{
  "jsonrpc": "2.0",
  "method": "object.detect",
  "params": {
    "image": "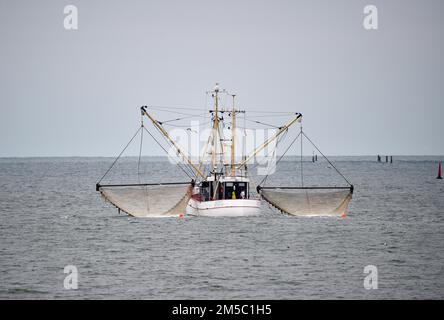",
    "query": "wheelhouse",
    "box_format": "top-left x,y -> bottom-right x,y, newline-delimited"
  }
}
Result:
198,176 -> 250,201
